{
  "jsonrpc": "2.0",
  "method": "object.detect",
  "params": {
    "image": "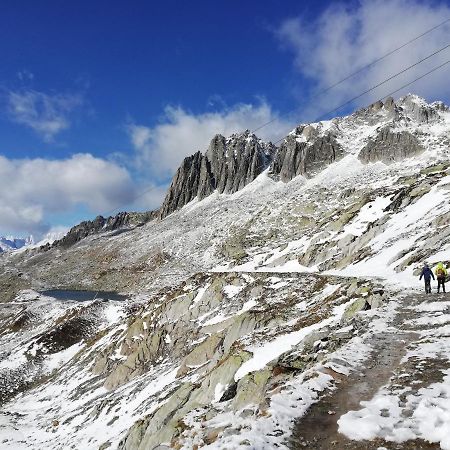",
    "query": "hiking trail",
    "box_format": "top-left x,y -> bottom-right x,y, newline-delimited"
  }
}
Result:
290,292 -> 450,449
